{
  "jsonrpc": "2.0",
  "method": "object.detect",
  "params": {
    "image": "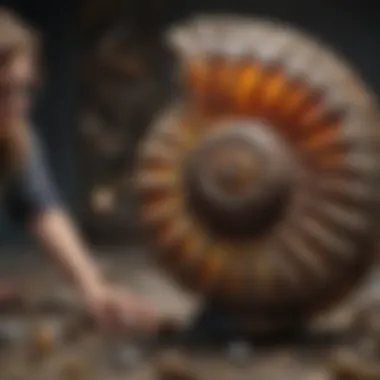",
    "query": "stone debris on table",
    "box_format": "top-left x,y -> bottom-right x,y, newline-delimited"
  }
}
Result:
60,356 -> 89,380
27,320 -> 62,360
226,341 -> 253,366
349,302 -> 380,338
329,303 -> 380,380
344,301 -> 380,360
62,313 -> 96,343
108,343 -> 145,371
0,318 -> 29,346
328,348 -> 380,380
154,349 -> 199,380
